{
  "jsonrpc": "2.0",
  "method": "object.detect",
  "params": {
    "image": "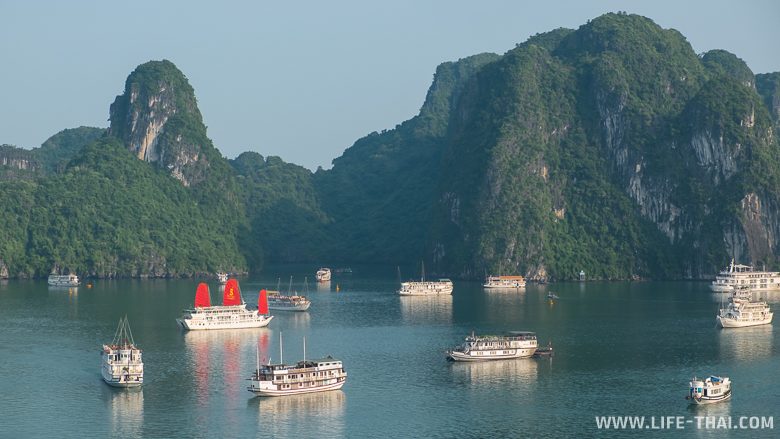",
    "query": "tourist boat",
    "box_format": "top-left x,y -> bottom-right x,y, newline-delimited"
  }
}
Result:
48,274 -> 80,286
716,291 -> 773,328
101,316 -> 143,388
316,268 -> 331,282
483,275 -> 526,289
686,376 -> 731,404
216,272 -> 228,284
710,259 -> 780,292
398,261 -> 453,296
534,341 -> 554,357
176,280 -> 273,330
266,289 -> 311,312
247,334 -> 347,397
446,331 -> 538,361
547,292 -> 559,300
